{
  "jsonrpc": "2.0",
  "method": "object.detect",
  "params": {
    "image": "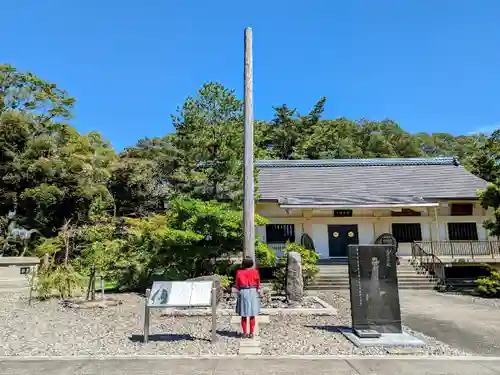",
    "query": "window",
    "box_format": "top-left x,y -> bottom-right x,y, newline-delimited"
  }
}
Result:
391,209 -> 421,217
391,223 -> 422,243
334,210 -> 352,217
451,203 -> 473,216
448,222 -> 478,240
266,224 -> 295,243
